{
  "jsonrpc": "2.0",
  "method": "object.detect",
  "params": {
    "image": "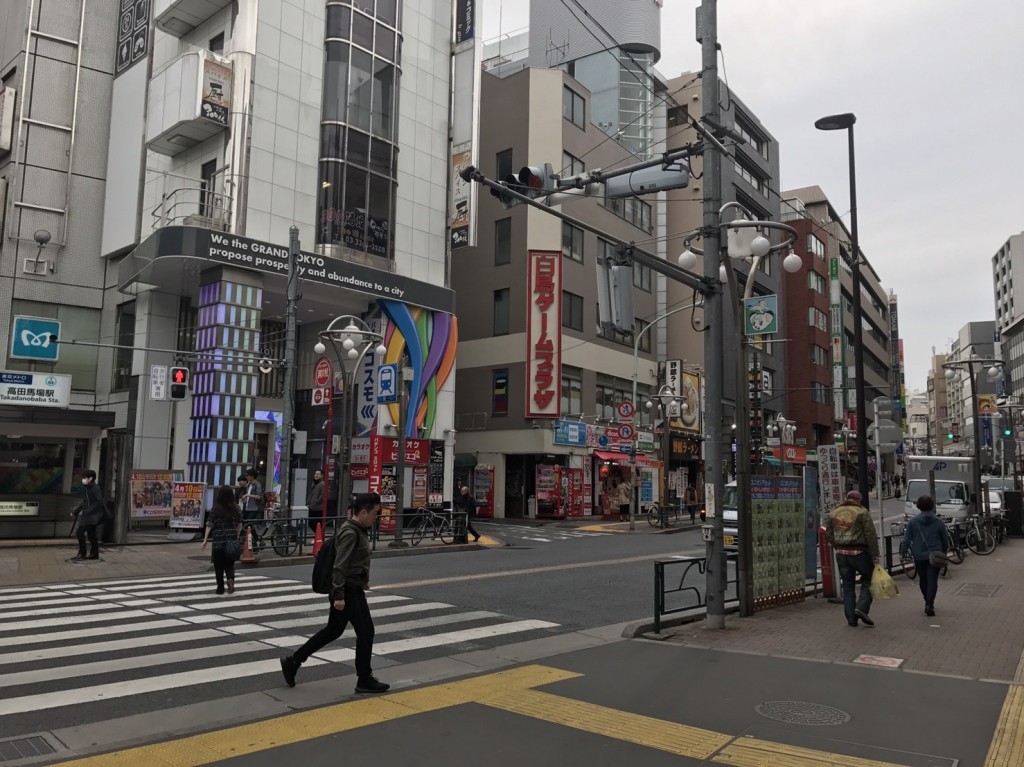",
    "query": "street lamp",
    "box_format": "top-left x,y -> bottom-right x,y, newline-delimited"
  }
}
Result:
834,424 -> 852,491
314,316 -> 388,526
768,413 -> 796,474
815,111 -> 869,507
692,202 -> 800,618
647,384 -> 687,514
943,357 -> 1003,529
